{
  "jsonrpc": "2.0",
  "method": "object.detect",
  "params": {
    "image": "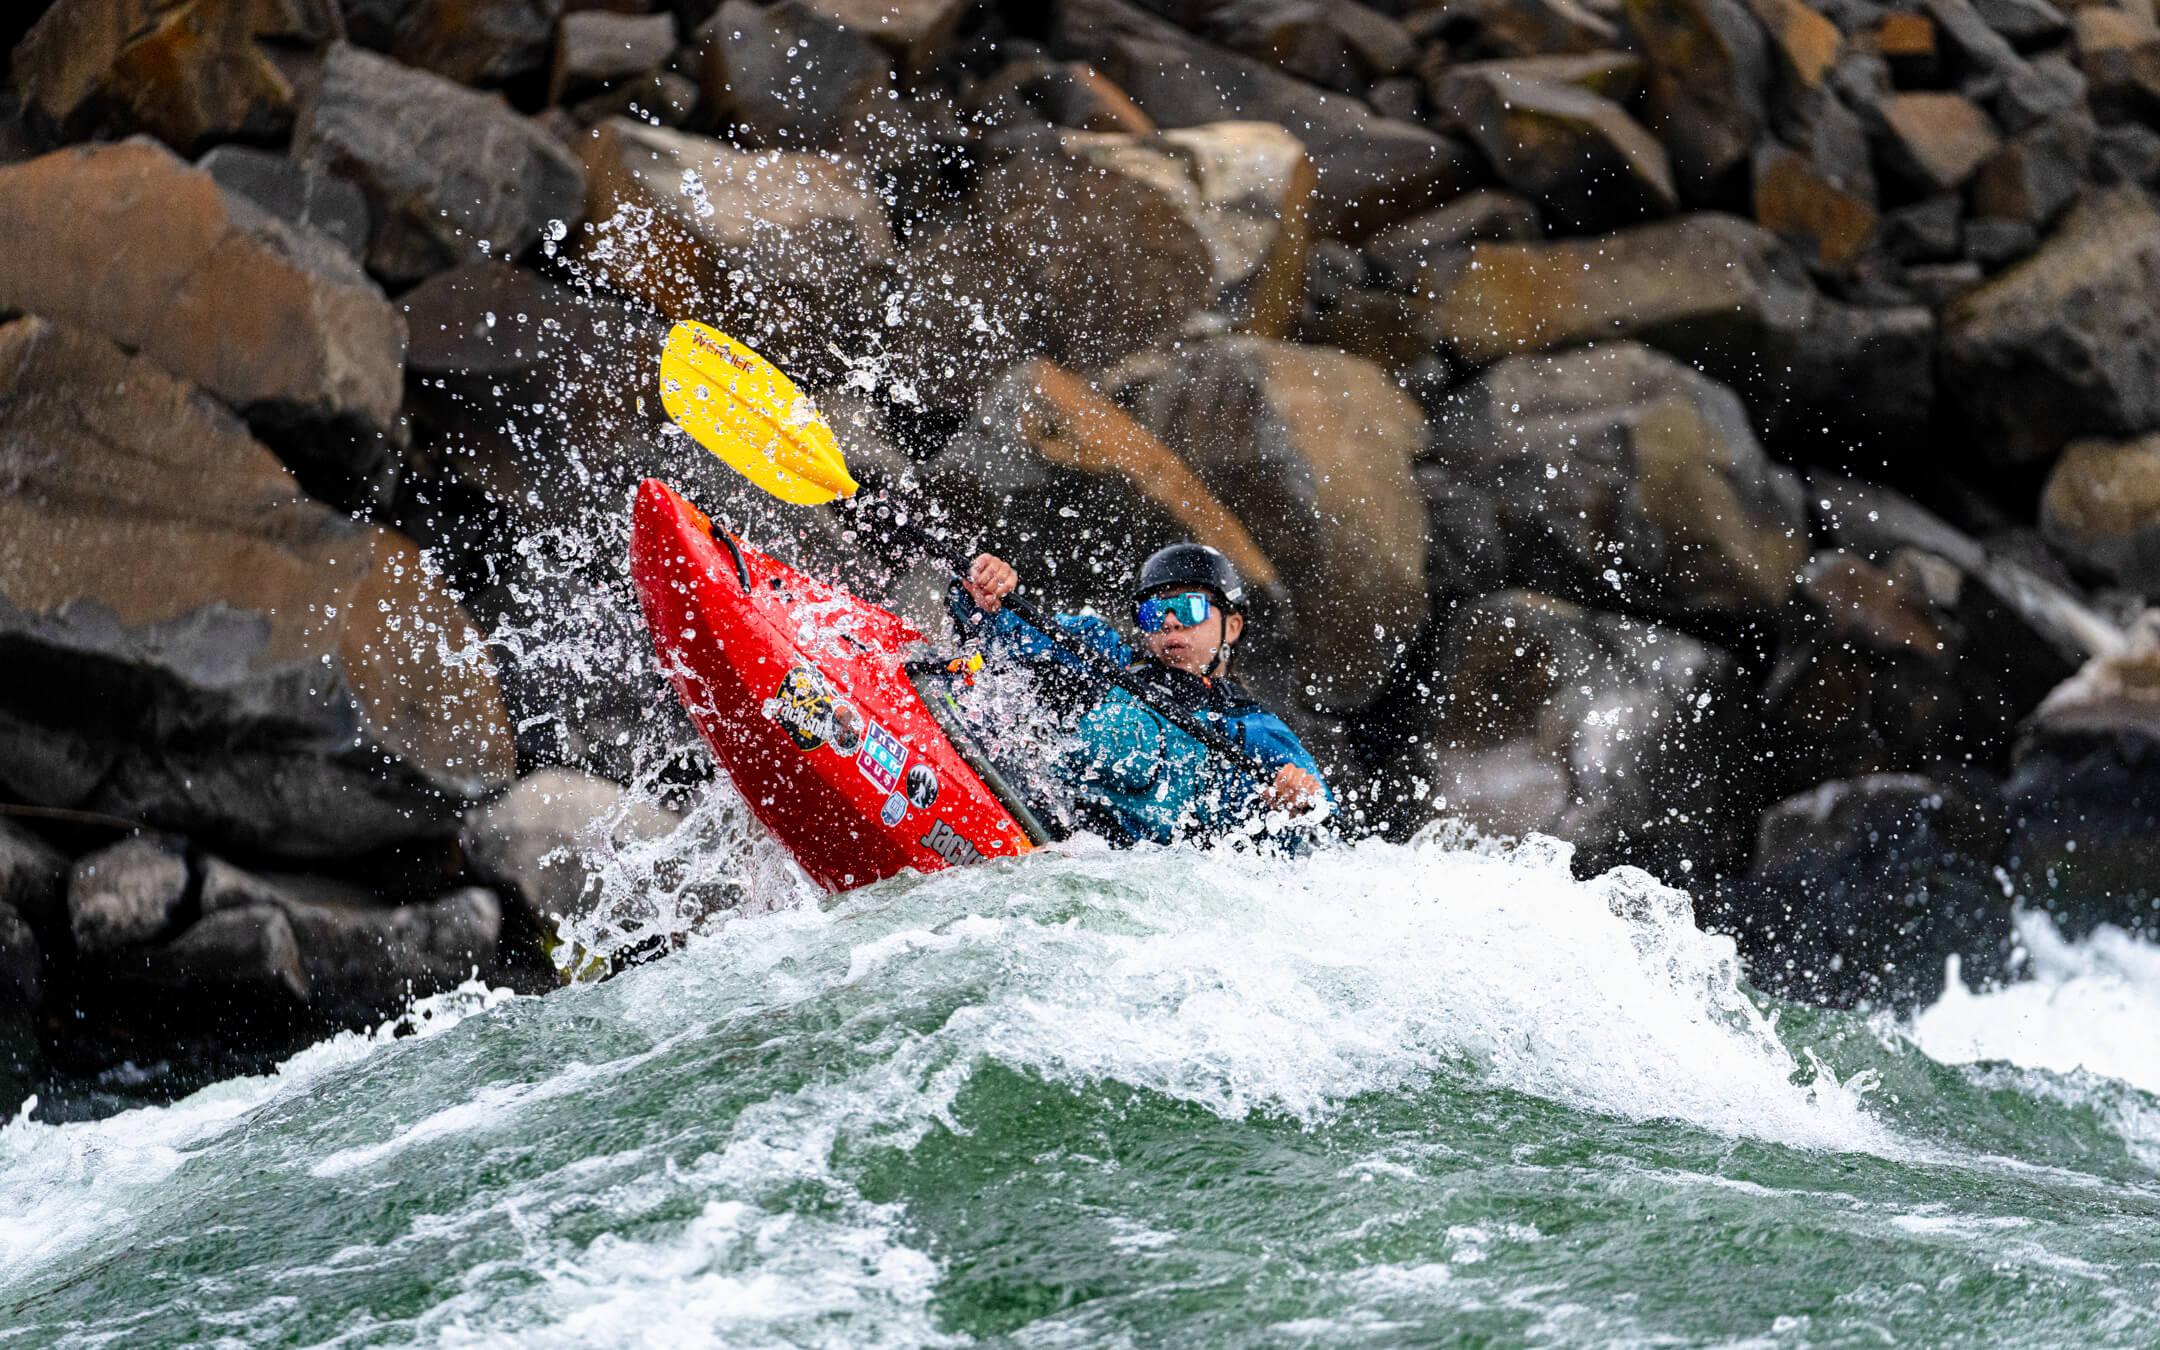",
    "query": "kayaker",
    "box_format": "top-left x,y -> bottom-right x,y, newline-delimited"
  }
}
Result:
950,541 -> 1329,846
